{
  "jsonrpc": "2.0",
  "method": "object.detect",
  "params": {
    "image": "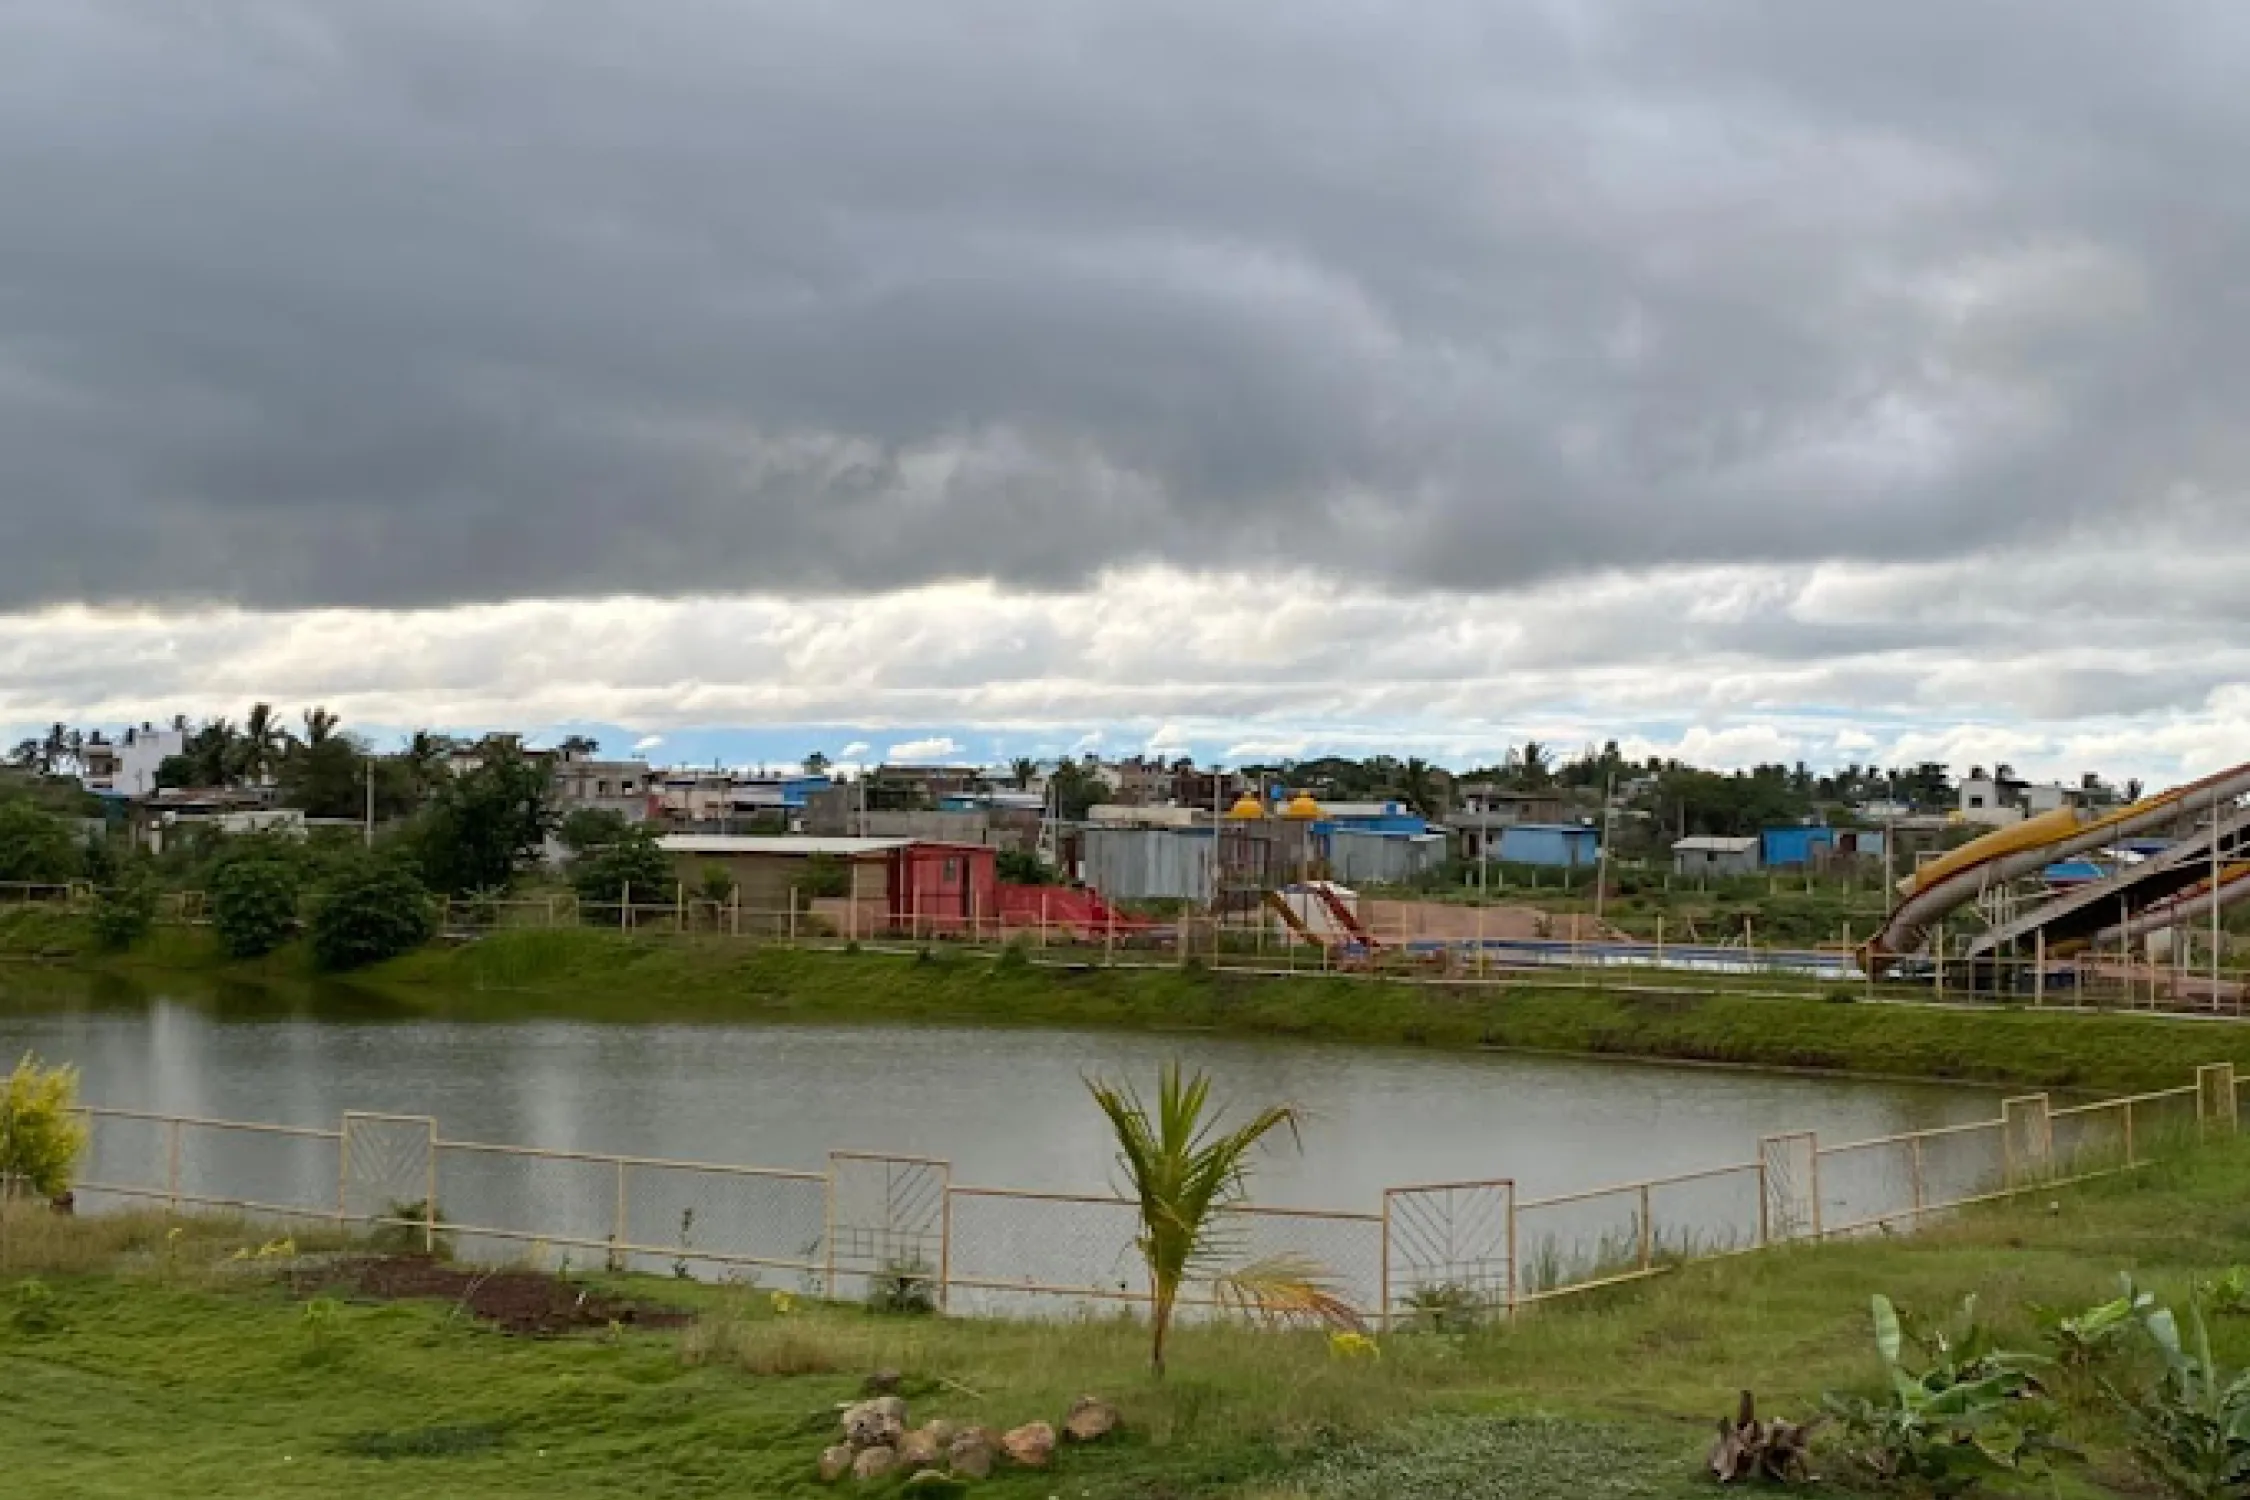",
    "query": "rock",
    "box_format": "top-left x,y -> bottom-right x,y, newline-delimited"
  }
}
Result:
1064,1395 -> 1121,1443
923,1418 -> 957,1449
850,1445 -> 899,1482
818,1445 -> 855,1483
863,1368 -> 903,1396
896,1424 -> 945,1467
902,1471 -> 967,1498
1001,1420 -> 1056,1468
840,1397 -> 908,1449
948,1428 -> 996,1480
